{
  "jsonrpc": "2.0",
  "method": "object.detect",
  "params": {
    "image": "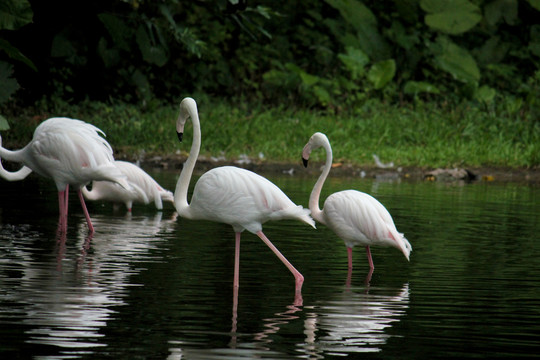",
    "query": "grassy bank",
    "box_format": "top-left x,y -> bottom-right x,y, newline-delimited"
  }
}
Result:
4,97 -> 539,169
